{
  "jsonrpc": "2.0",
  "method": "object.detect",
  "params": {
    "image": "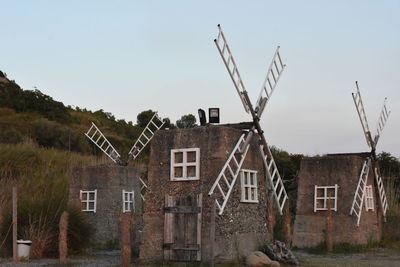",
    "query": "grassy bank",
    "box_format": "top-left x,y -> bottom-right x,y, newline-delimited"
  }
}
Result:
0,141 -> 108,257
